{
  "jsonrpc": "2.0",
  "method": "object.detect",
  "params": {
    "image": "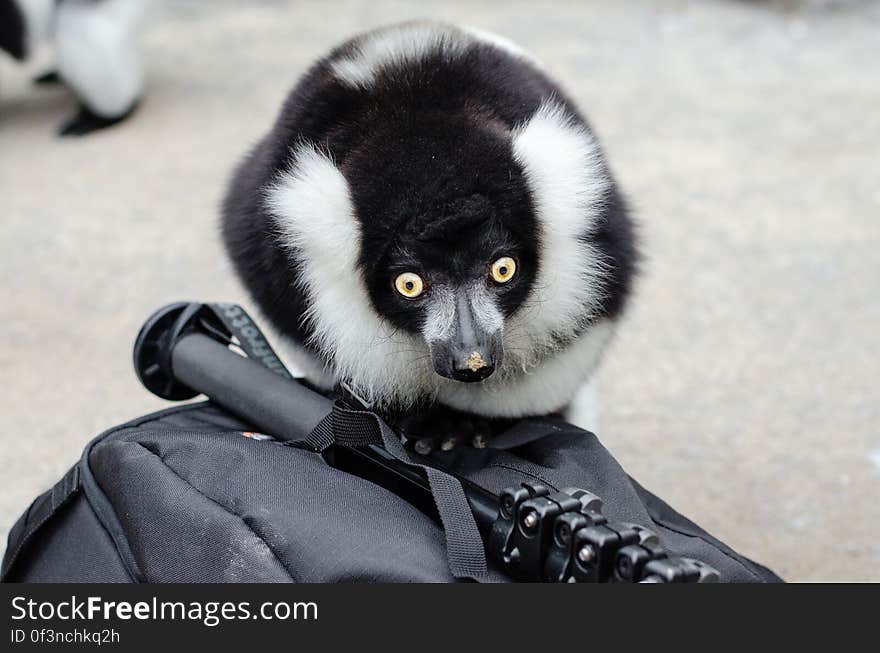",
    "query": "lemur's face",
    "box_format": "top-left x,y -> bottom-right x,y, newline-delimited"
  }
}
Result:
364,201 -> 539,384
348,118 -> 541,384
